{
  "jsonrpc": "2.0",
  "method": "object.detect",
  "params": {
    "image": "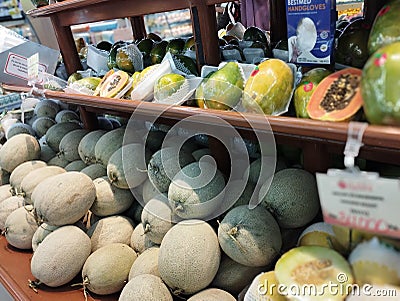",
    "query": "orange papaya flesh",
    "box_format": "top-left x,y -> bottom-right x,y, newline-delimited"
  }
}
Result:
306,68 -> 363,122
99,70 -> 129,98
93,69 -> 115,97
